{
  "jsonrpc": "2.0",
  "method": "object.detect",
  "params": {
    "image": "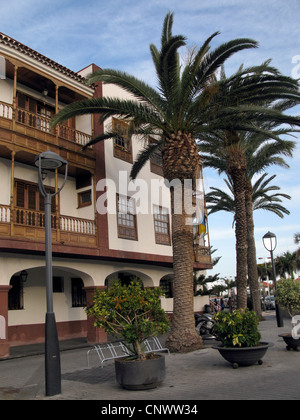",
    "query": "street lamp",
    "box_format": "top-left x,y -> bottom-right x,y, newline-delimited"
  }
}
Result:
34,151 -> 68,396
262,231 -> 284,328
